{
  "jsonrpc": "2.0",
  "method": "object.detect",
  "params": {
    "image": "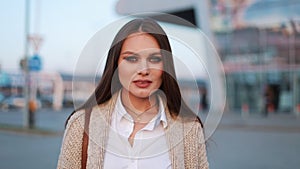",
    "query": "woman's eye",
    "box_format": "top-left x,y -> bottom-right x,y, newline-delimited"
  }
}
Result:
124,56 -> 138,62
149,56 -> 162,63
